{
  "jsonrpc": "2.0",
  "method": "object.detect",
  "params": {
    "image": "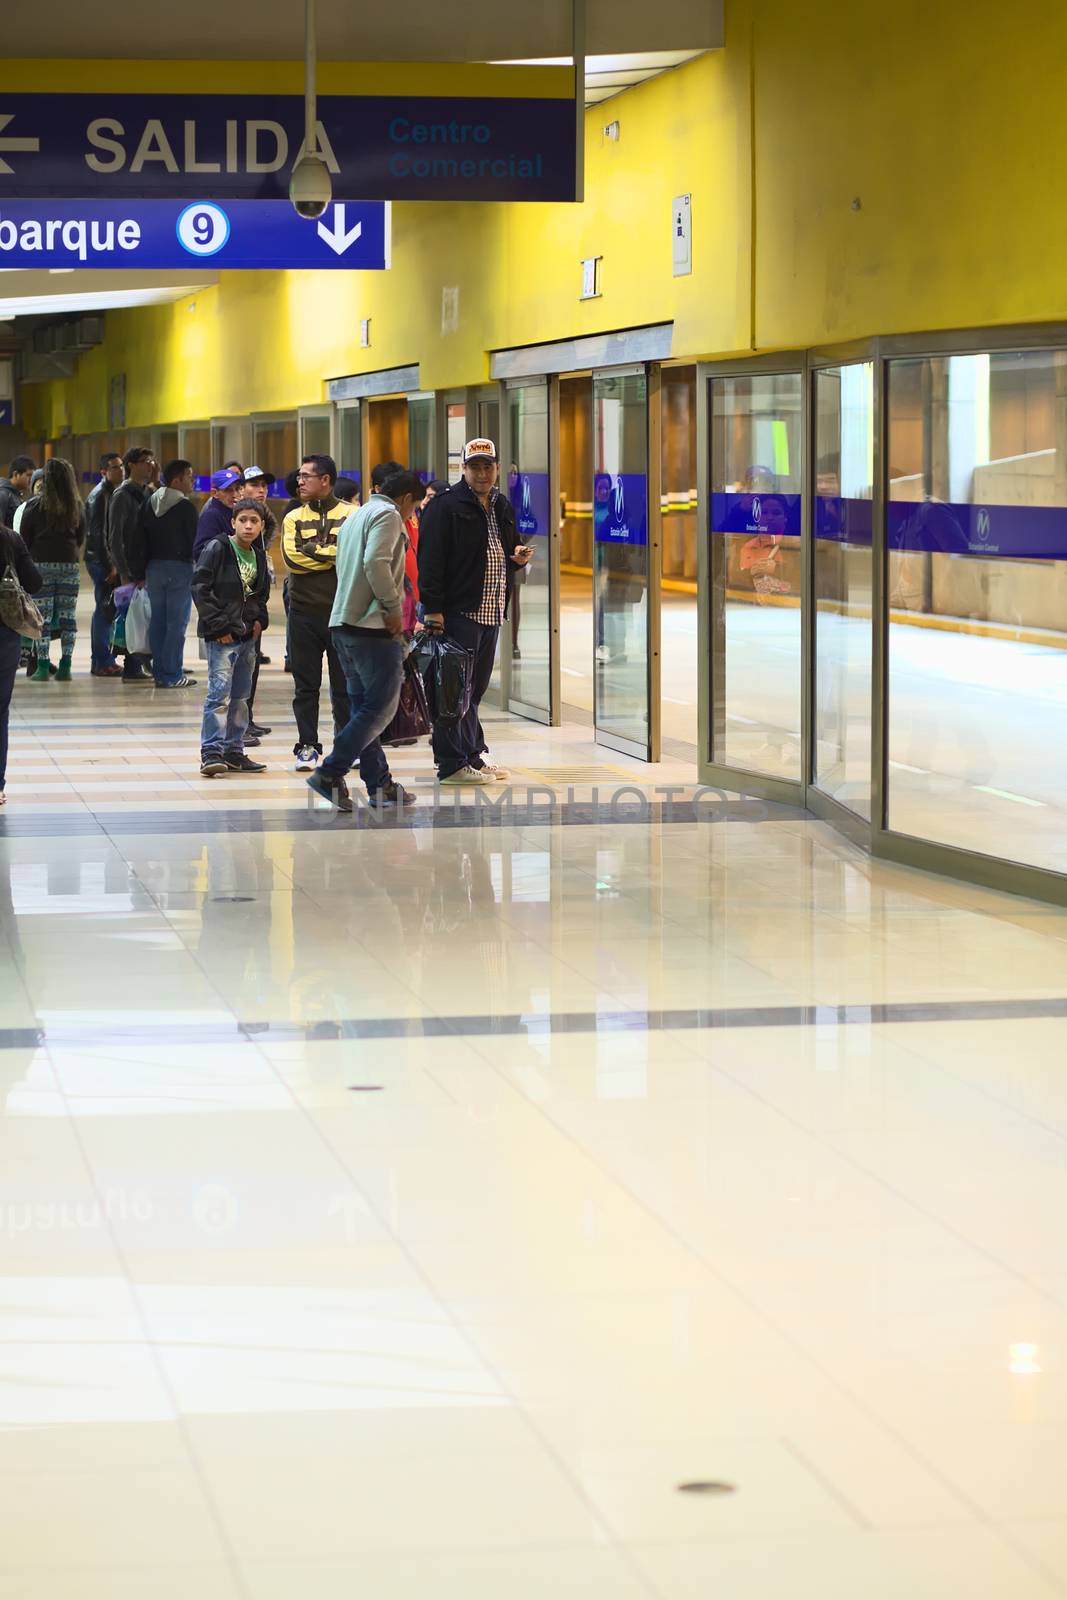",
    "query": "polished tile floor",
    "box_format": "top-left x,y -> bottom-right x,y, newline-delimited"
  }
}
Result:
2,631 -> 1067,1597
